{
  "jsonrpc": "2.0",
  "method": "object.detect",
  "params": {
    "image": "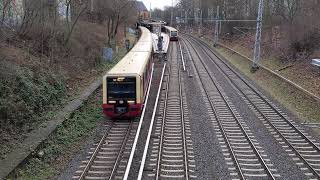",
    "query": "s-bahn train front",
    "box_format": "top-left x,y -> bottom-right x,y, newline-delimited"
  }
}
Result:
103,76 -> 142,118
102,26 -> 153,119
